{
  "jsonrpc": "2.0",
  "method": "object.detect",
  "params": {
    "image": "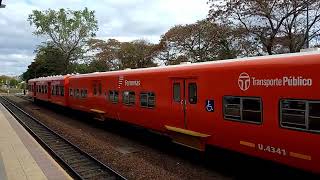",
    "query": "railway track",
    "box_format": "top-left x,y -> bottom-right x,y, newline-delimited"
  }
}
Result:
0,96 -> 126,180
